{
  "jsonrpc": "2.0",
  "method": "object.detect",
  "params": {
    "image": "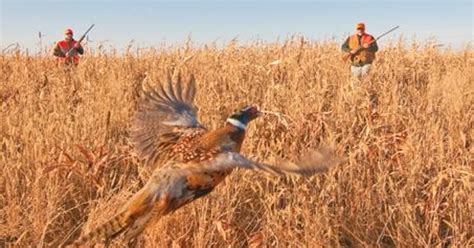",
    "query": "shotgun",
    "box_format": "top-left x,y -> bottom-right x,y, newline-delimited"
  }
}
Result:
65,24 -> 95,57
343,25 -> 399,61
